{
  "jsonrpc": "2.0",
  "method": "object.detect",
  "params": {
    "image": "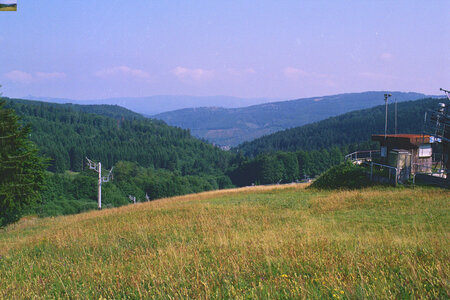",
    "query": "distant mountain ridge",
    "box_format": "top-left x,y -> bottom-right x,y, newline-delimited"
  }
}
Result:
154,91 -> 429,147
26,95 -> 278,116
7,98 -> 144,120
